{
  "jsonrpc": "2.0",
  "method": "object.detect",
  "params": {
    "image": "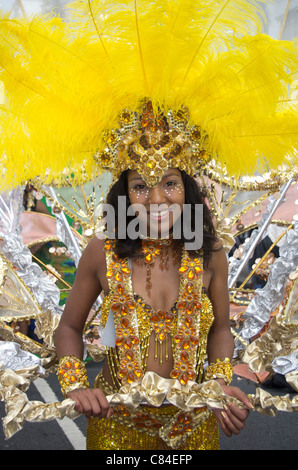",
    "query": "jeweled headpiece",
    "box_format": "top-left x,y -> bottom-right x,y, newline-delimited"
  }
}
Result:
95,100 -> 209,186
